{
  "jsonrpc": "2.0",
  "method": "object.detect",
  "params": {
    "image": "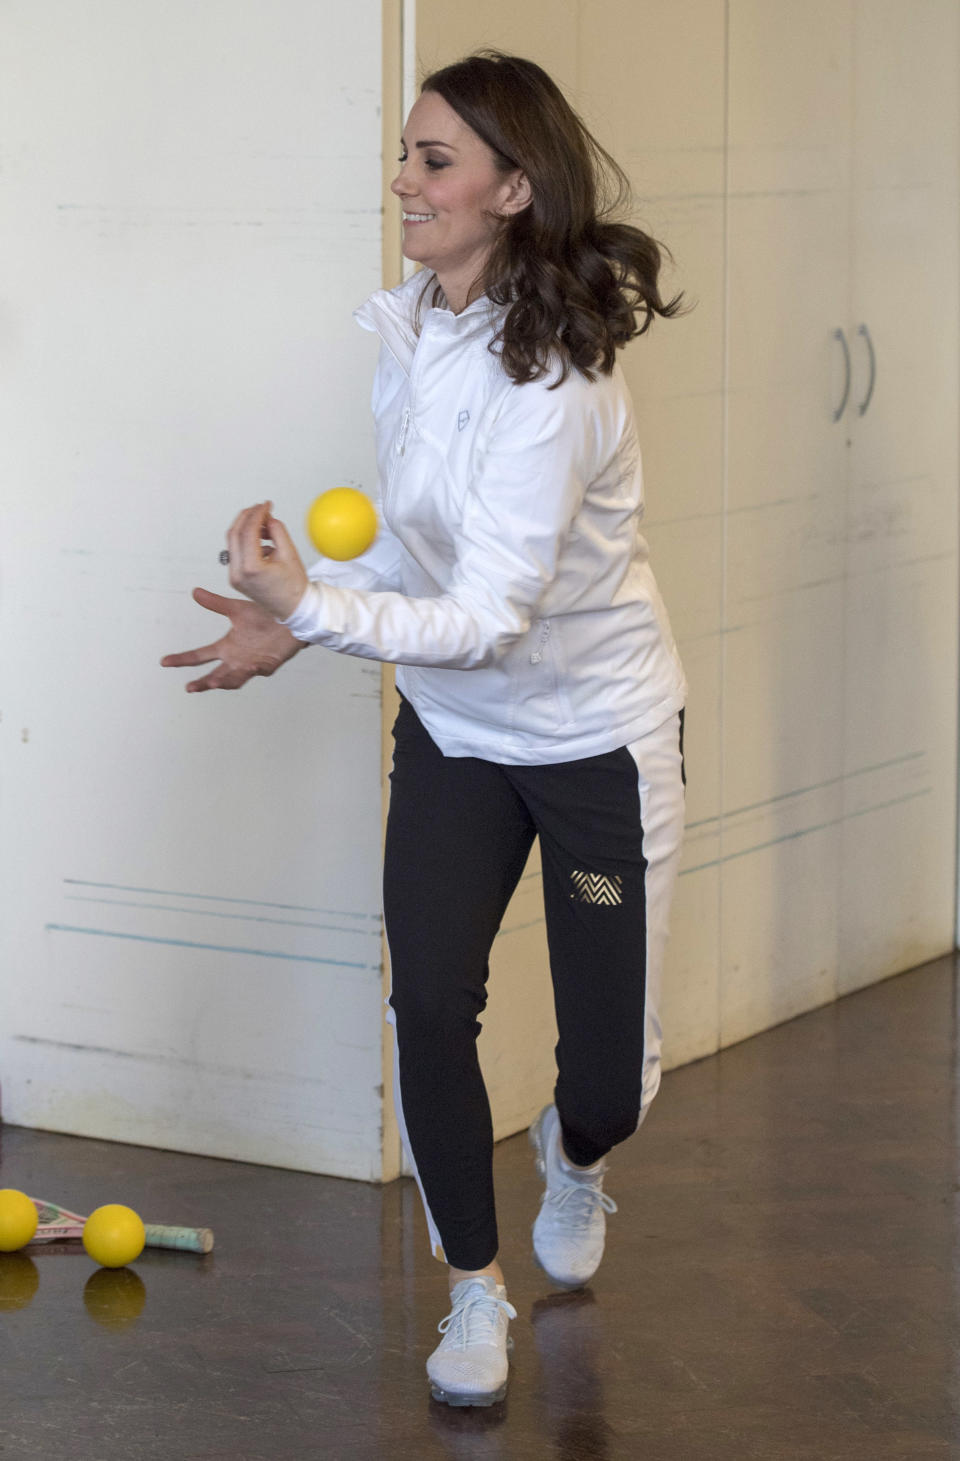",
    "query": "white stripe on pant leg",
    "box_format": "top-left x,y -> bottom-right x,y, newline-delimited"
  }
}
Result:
626,711 -> 686,1129
383,927 -> 447,1263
